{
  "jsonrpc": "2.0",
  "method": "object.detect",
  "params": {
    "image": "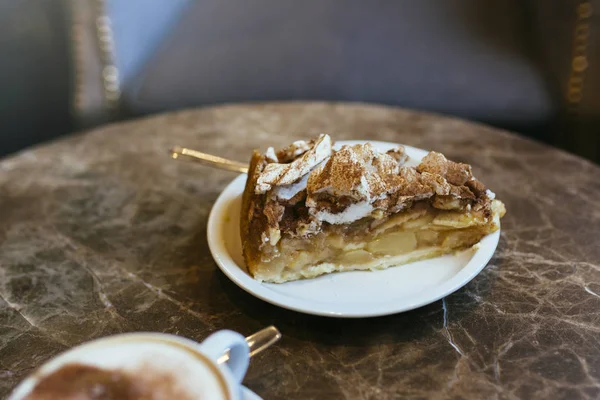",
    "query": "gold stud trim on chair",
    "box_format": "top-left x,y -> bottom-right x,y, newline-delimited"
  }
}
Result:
67,0 -> 122,129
